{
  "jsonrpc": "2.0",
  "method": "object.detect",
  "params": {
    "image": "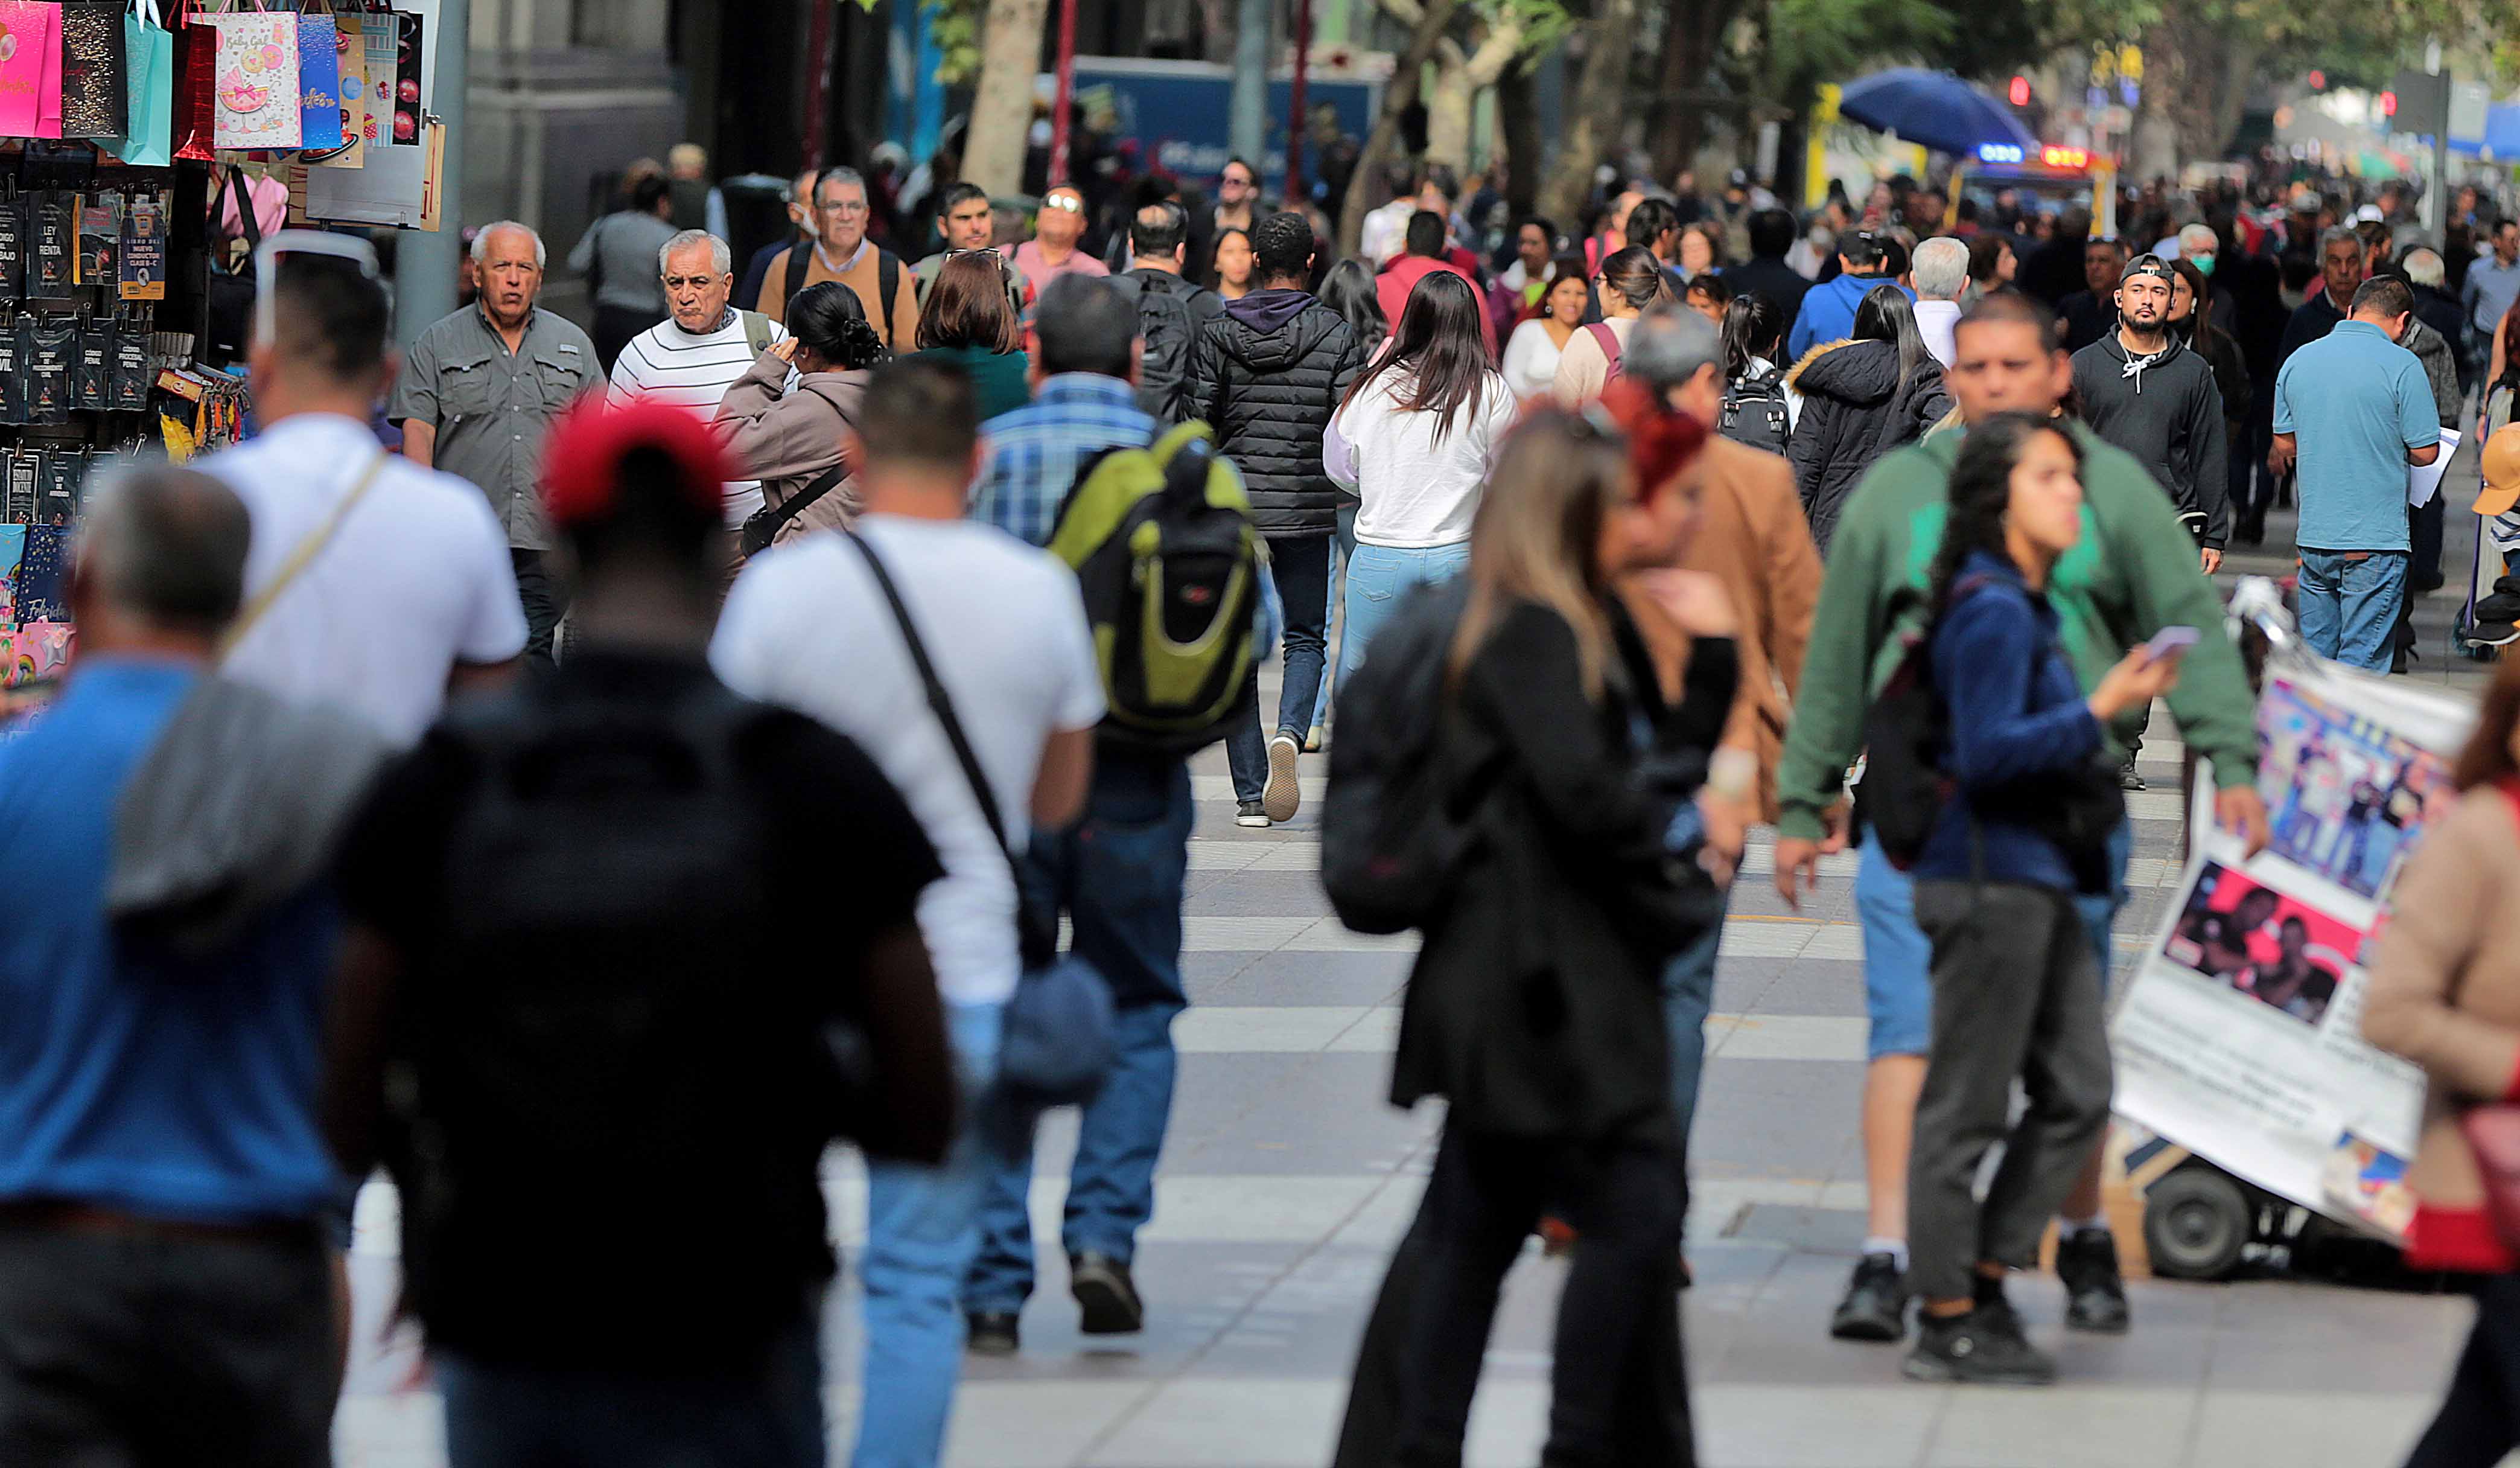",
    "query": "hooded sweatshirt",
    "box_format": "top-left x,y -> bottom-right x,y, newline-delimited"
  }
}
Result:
1786,271 -> 1912,359
1189,287 -> 1369,536
1784,338 -> 1952,556
2070,330 -> 2230,549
